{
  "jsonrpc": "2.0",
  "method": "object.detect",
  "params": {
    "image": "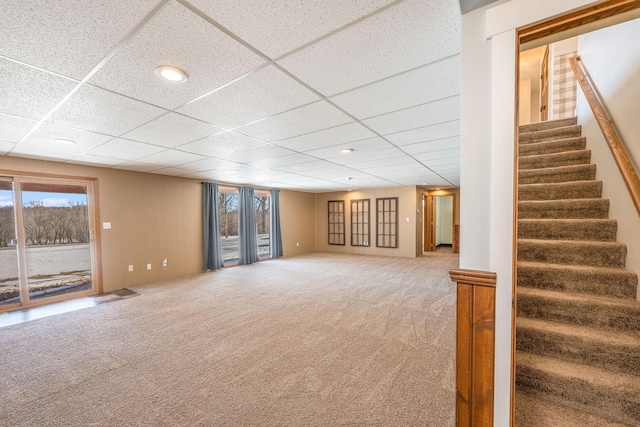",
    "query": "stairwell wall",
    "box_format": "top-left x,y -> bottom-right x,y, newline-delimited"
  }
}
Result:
577,19 -> 640,298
